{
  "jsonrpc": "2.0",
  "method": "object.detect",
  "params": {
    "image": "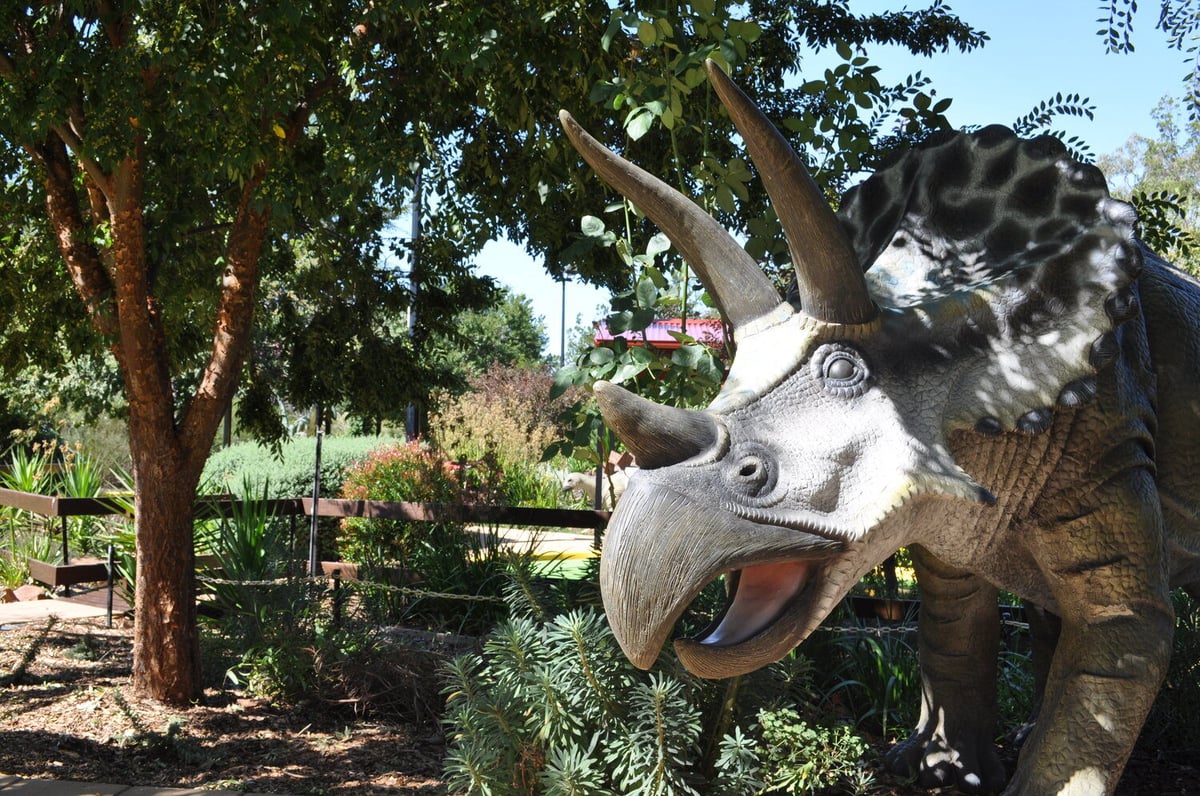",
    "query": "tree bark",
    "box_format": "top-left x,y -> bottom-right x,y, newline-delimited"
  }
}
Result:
129,441 -> 203,704
36,135 -> 270,705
